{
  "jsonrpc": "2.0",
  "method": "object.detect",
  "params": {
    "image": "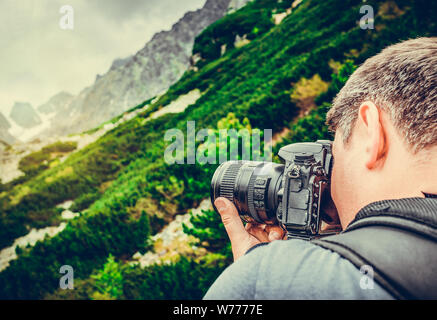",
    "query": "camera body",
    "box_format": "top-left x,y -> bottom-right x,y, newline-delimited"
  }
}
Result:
276,140 -> 334,239
211,140 -> 337,240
